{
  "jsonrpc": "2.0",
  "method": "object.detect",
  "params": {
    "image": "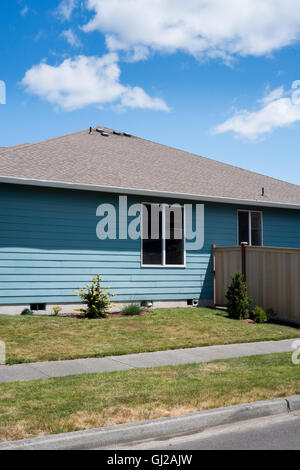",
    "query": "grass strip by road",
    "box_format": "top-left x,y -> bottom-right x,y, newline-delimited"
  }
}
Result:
0,352 -> 299,442
1,308 -> 299,364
